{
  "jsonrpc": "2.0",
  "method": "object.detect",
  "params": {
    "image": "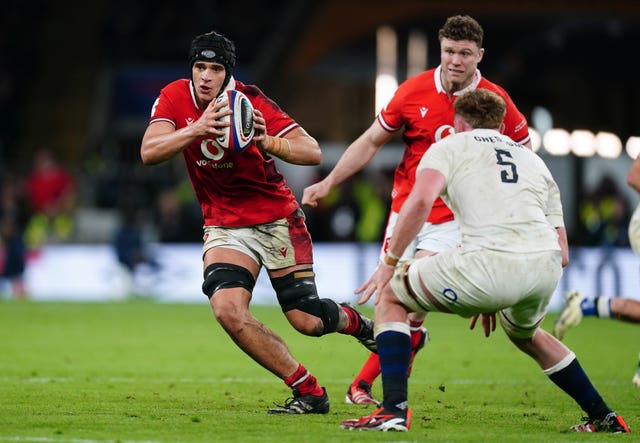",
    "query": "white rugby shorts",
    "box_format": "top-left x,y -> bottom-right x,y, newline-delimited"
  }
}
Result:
202,209 -> 313,270
389,246 -> 563,339
381,213 -> 460,259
